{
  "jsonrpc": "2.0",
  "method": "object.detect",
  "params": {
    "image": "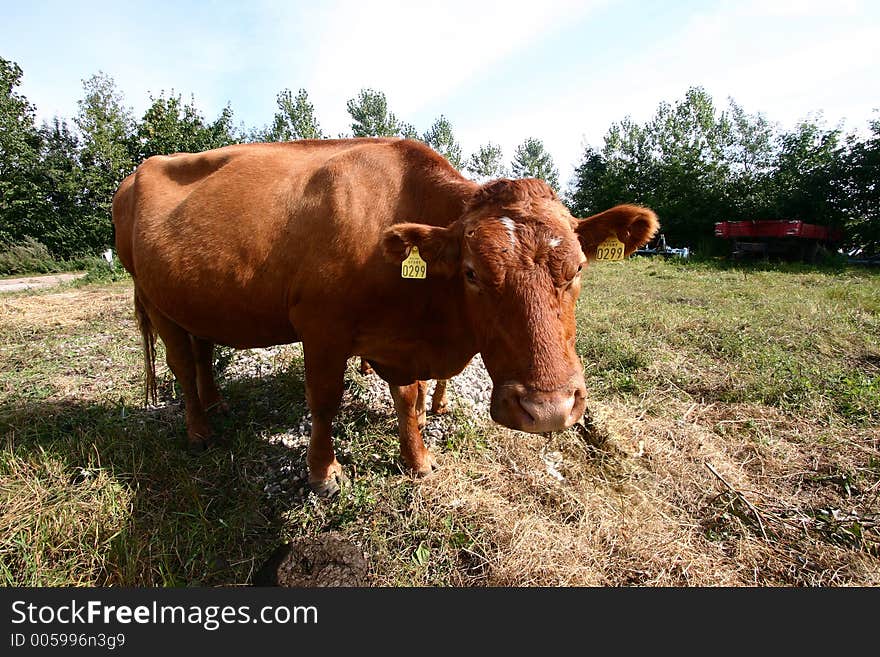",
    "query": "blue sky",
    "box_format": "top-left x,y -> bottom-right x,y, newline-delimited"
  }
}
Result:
3,0 -> 878,187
